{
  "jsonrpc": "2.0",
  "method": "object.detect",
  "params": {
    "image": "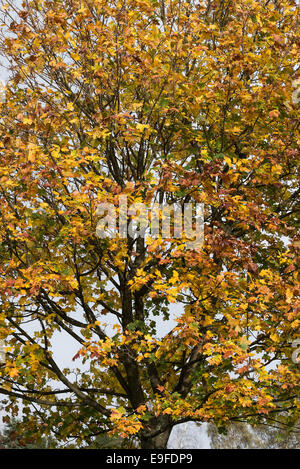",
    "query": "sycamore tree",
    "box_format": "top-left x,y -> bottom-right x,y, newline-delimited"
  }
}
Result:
0,0 -> 299,449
